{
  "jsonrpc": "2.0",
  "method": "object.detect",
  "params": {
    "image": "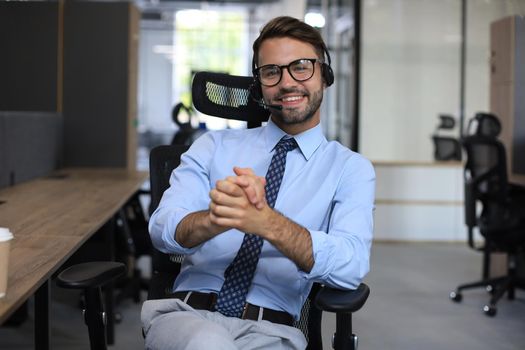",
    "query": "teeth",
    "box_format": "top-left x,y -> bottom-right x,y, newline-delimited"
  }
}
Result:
282,96 -> 302,102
